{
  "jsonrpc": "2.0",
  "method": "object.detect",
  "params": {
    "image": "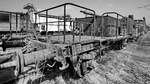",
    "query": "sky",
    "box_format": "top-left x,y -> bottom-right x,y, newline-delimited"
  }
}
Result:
0,0 -> 150,25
